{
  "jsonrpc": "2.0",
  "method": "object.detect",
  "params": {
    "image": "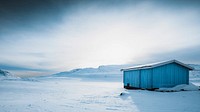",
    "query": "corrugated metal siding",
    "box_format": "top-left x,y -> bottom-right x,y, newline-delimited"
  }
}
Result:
174,64 -> 189,85
123,70 -> 140,88
152,63 -> 189,88
140,69 -> 152,89
123,62 -> 189,89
